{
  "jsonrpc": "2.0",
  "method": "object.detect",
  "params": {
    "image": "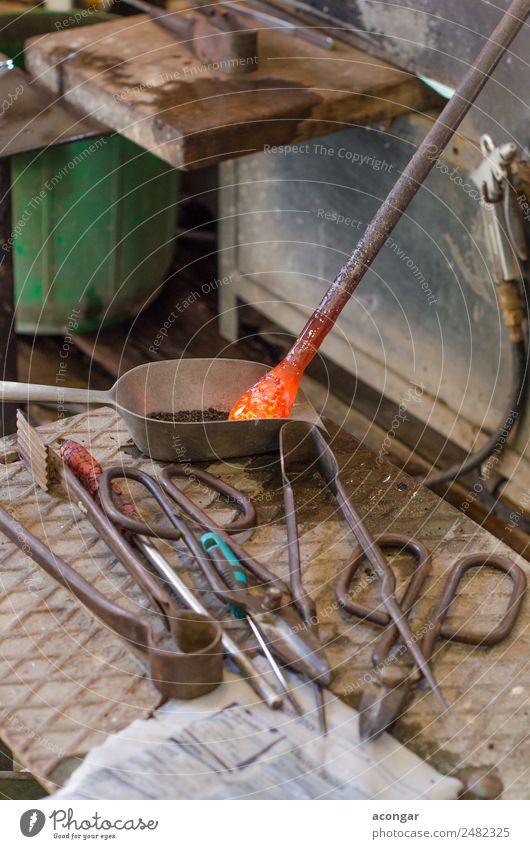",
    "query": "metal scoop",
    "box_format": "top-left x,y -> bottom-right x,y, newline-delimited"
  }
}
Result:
0,358 -> 322,461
